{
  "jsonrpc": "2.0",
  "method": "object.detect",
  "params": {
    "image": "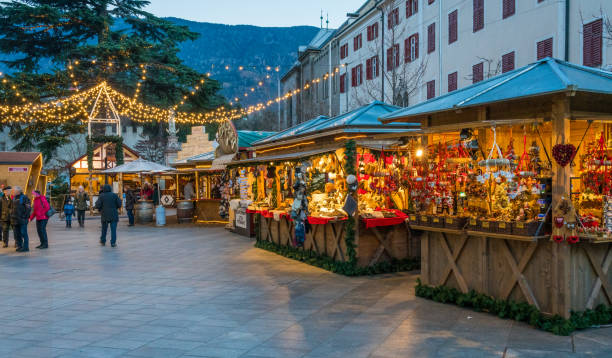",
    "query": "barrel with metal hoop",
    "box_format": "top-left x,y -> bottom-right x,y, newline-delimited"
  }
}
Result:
176,200 -> 194,223
135,200 -> 154,224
